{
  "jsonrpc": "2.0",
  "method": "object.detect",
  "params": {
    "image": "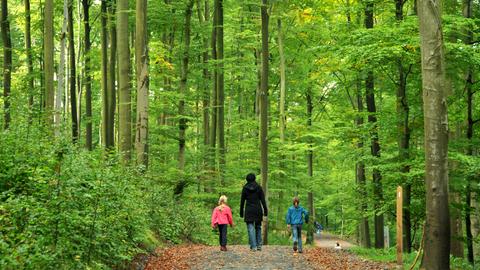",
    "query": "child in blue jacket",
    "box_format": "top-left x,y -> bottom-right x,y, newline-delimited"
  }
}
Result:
286,197 -> 309,253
